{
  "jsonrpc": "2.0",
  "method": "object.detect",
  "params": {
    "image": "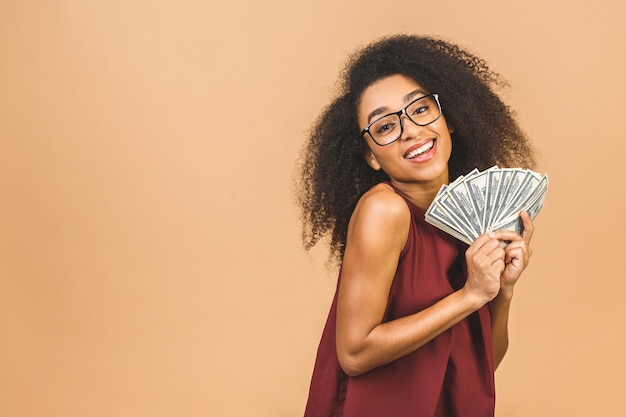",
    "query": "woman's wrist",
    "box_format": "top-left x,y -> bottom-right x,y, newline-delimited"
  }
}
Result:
495,286 -> 514,302
458,285 -> 491,311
